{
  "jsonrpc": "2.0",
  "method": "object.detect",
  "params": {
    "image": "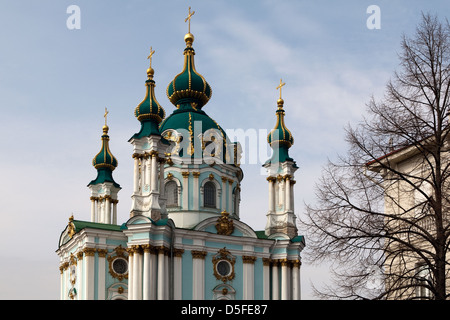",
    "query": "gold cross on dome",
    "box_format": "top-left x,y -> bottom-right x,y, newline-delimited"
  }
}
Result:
147,46 -> 155,68
185,6 -> 195,33
276,79 -> 286,99
104,107 -> 109,126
